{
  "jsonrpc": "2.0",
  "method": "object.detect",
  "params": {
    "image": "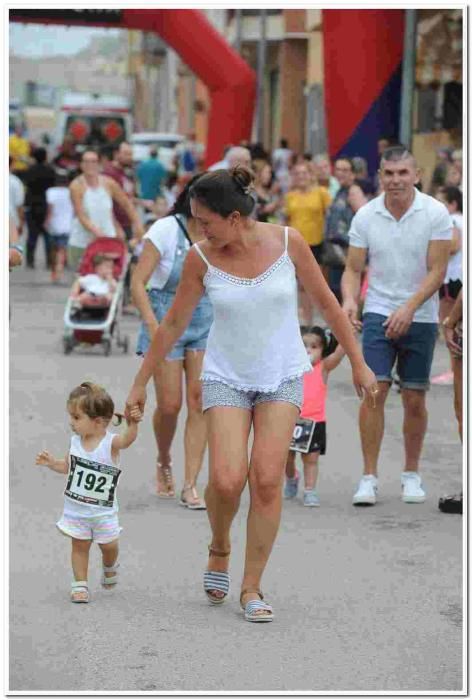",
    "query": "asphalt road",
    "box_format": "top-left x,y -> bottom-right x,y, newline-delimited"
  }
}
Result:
9,258 -> 464,693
